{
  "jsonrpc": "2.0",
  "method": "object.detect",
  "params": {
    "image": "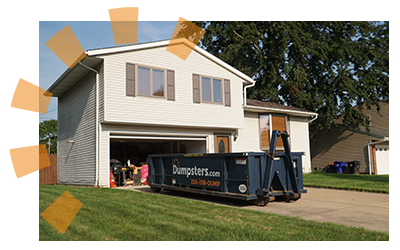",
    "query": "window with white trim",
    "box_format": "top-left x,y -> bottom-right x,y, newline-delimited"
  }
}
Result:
201,76 -> 223,104
137,66 -> 165,97
259,114 -> 288,150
